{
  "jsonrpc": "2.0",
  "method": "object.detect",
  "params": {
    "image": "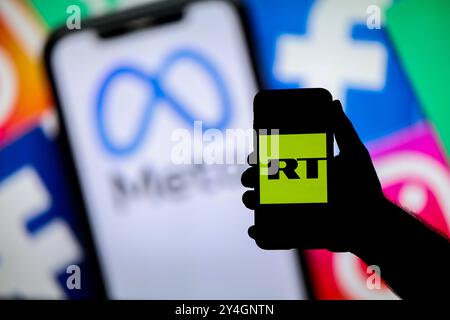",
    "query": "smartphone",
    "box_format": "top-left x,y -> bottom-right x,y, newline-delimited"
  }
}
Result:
45,0 -> 306,299
254,88 -> 334,249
